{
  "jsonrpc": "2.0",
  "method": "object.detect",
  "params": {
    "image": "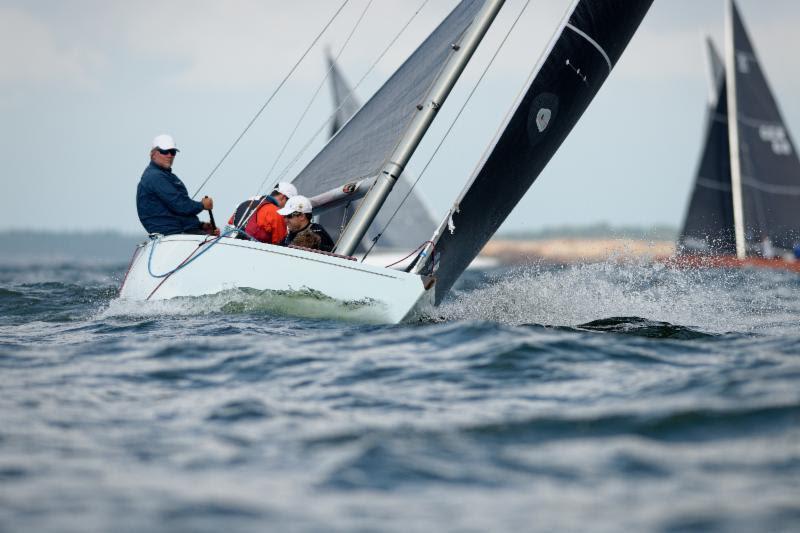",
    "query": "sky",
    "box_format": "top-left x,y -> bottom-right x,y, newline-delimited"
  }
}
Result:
2,0 -> 799,237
